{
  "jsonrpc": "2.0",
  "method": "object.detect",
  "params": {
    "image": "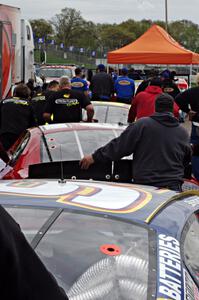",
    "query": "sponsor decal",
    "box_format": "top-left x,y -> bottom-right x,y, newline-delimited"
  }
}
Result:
158,234 -> 182,300
55,98 -> 79,106
32,95 -> 46,102
71,82 -> 84,88
63,94 -> 70,98
163,87 -> 174,93
184,197 -> 199,208
0,181 -> 152,214
118,80 -> 131,86
183,269 -> 199,300
3,99 -> 29,105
